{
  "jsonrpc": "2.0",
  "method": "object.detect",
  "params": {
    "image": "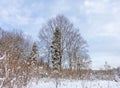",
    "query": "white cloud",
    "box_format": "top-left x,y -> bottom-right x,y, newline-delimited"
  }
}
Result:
100,22 -> 120,38
0,0 -> 44,25
79,0 -> 120,39
81,0 -> 109,15
49,0 -> 71,16
0,0 -> 30,26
